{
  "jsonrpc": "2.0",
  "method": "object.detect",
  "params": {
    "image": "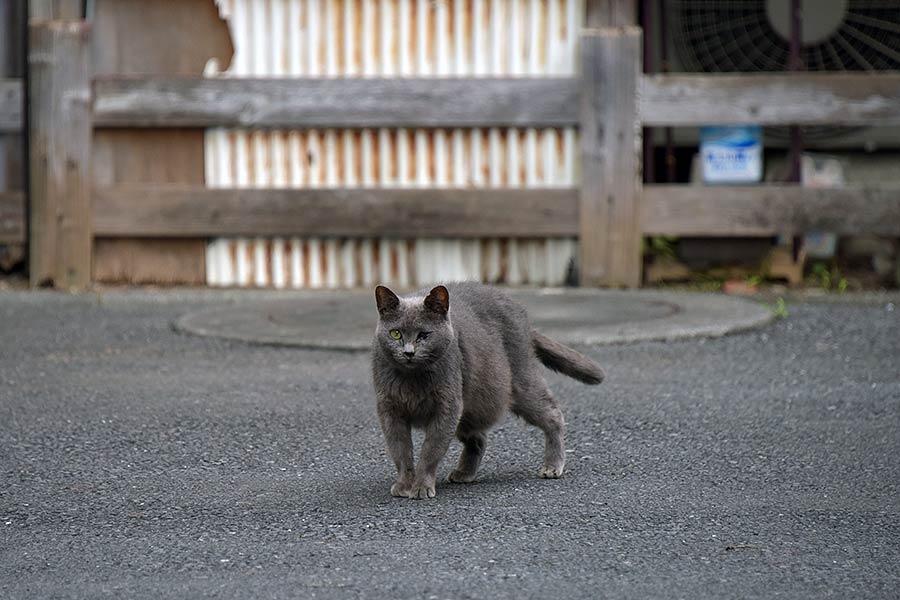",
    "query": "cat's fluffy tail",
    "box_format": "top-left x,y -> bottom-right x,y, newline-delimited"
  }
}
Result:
531,330 -> 605,385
